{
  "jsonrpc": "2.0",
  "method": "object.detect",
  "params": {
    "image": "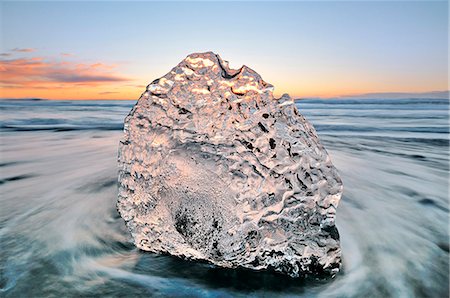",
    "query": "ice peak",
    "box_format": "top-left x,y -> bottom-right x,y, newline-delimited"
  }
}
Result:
144,52 -> 274,100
